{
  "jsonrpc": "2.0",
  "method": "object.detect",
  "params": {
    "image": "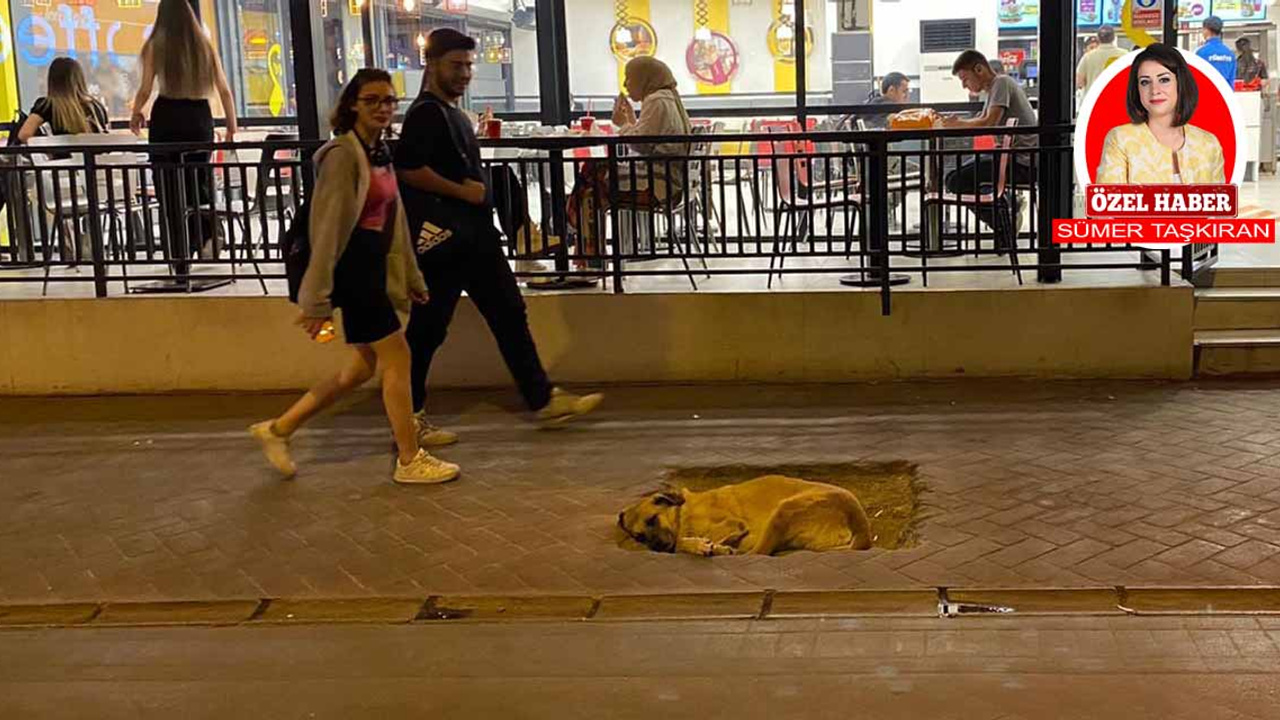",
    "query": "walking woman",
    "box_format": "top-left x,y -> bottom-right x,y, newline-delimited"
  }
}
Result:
129,0 -> 238,277
17,58 -> 109,144
249,69 -> 460,485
